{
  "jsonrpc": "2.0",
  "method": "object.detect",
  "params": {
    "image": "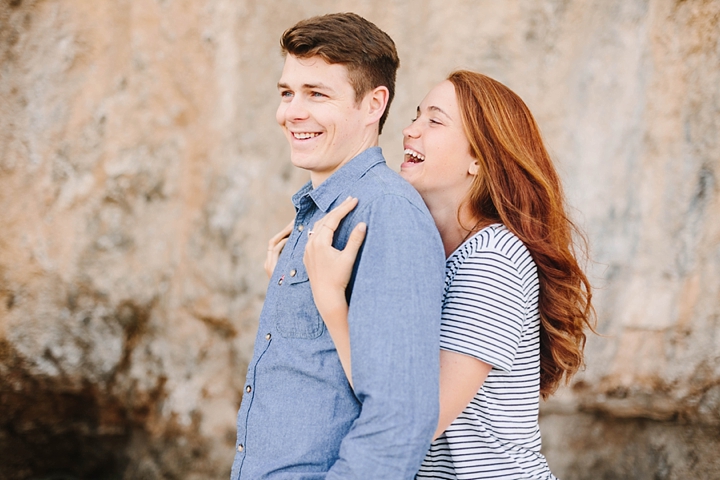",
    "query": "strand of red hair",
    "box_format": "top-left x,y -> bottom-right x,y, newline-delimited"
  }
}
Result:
448,70 -> 596,399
